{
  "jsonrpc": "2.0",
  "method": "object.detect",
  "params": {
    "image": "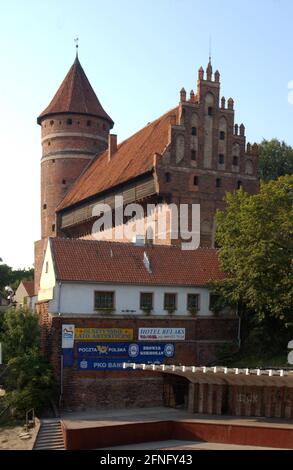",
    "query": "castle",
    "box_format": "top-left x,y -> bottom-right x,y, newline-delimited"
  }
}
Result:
34,54 -> 259,292
34,55 -> 259,409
